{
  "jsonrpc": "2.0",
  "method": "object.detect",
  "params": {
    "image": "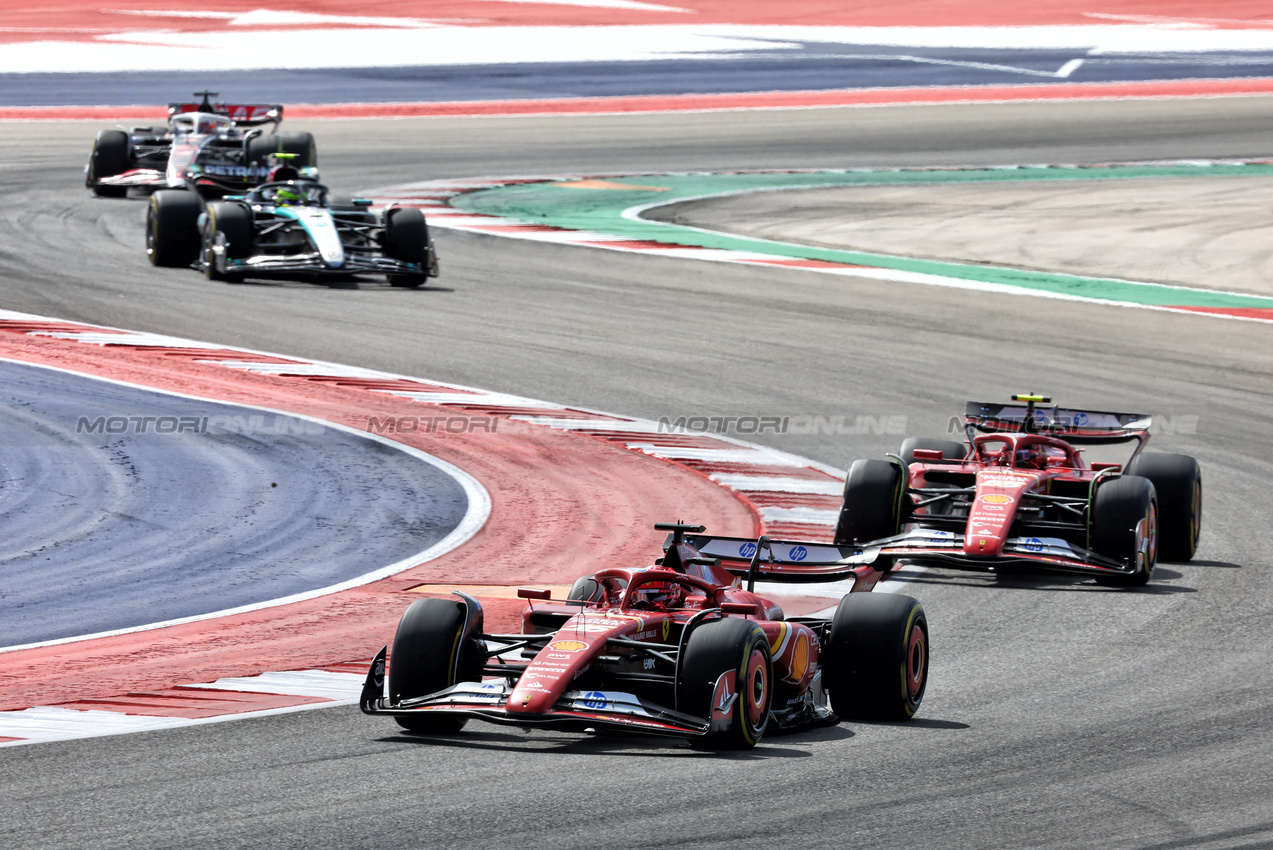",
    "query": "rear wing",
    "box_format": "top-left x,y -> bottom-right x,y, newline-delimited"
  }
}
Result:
168,102 -> 283,126
965,397 -> 1151,445
681,533 -> 868,583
